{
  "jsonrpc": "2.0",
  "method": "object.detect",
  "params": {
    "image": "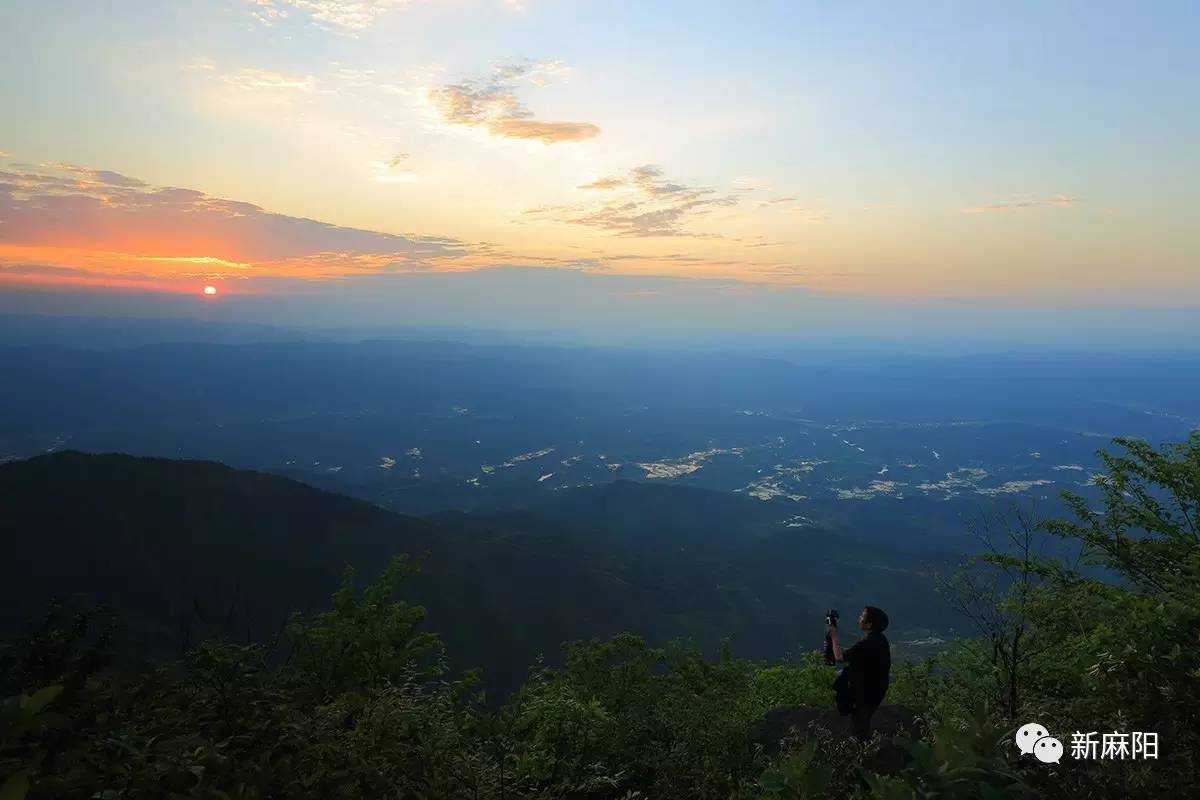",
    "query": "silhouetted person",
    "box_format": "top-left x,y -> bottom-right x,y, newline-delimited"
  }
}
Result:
827,605 -> 891,742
